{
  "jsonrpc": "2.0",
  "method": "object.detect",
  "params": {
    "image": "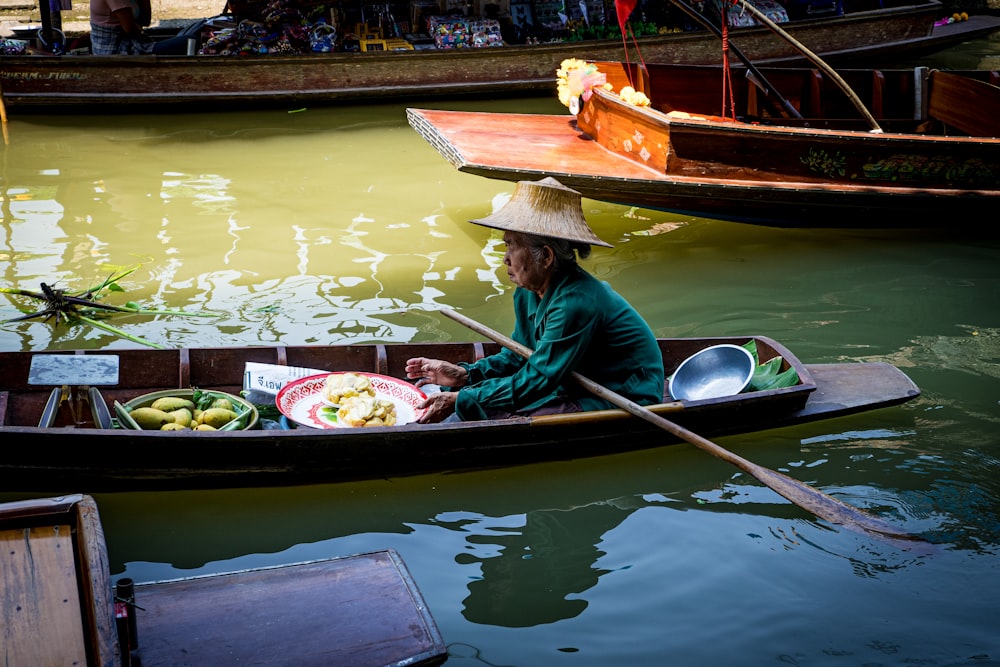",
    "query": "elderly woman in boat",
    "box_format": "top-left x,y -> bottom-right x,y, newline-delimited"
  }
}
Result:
406,177 -> 664,423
